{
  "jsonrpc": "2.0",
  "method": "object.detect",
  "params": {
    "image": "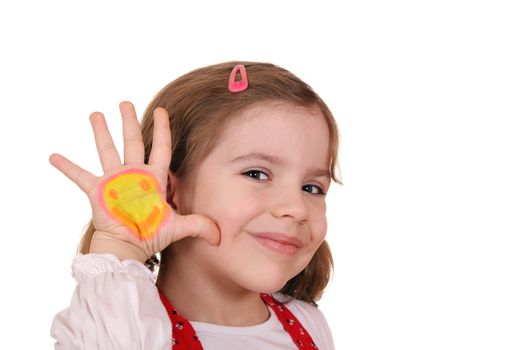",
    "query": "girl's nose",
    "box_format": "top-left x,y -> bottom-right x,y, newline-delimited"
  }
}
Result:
270,187 -> 309,223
